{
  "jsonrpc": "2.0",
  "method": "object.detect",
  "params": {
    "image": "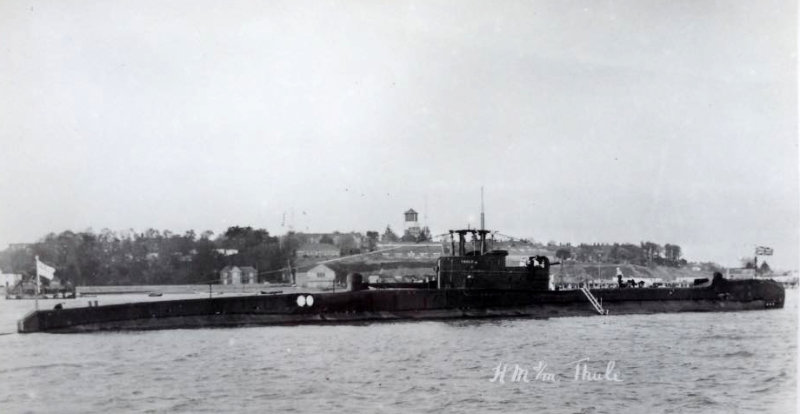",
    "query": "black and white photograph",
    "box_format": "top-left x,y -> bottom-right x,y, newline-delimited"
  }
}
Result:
0,1 -> 797,412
